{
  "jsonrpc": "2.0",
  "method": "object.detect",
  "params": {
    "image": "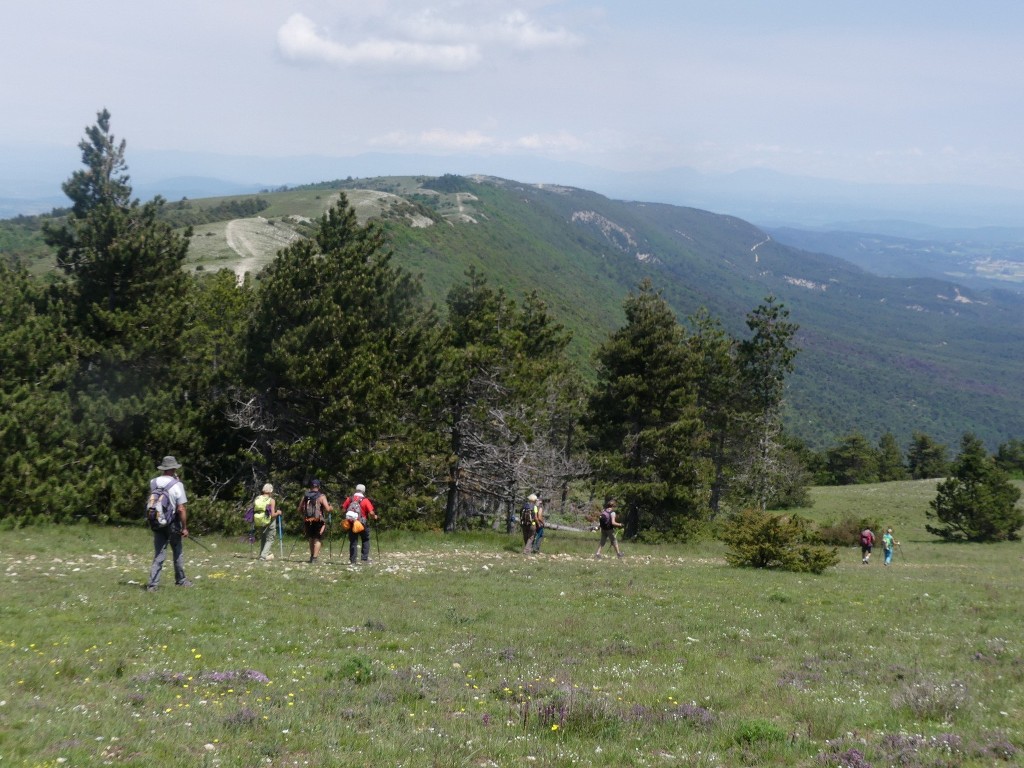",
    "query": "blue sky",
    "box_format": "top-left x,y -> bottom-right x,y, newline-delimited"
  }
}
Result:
3,0 -> 1024,193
